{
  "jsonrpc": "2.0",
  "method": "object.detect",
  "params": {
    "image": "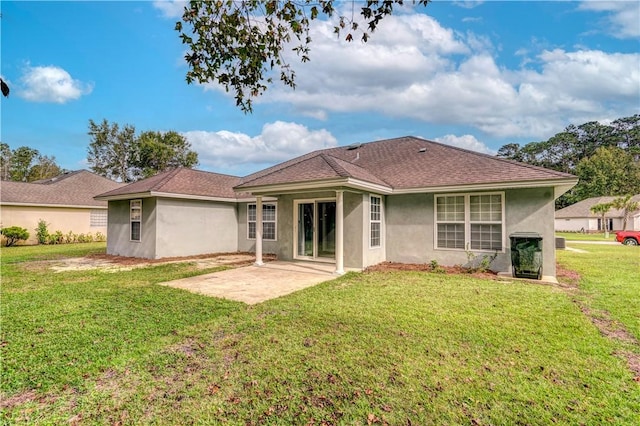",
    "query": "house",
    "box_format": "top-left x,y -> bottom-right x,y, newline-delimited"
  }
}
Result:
96,136 -> 578,278
555,195 -> 640,232
1,170 -> 123,244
